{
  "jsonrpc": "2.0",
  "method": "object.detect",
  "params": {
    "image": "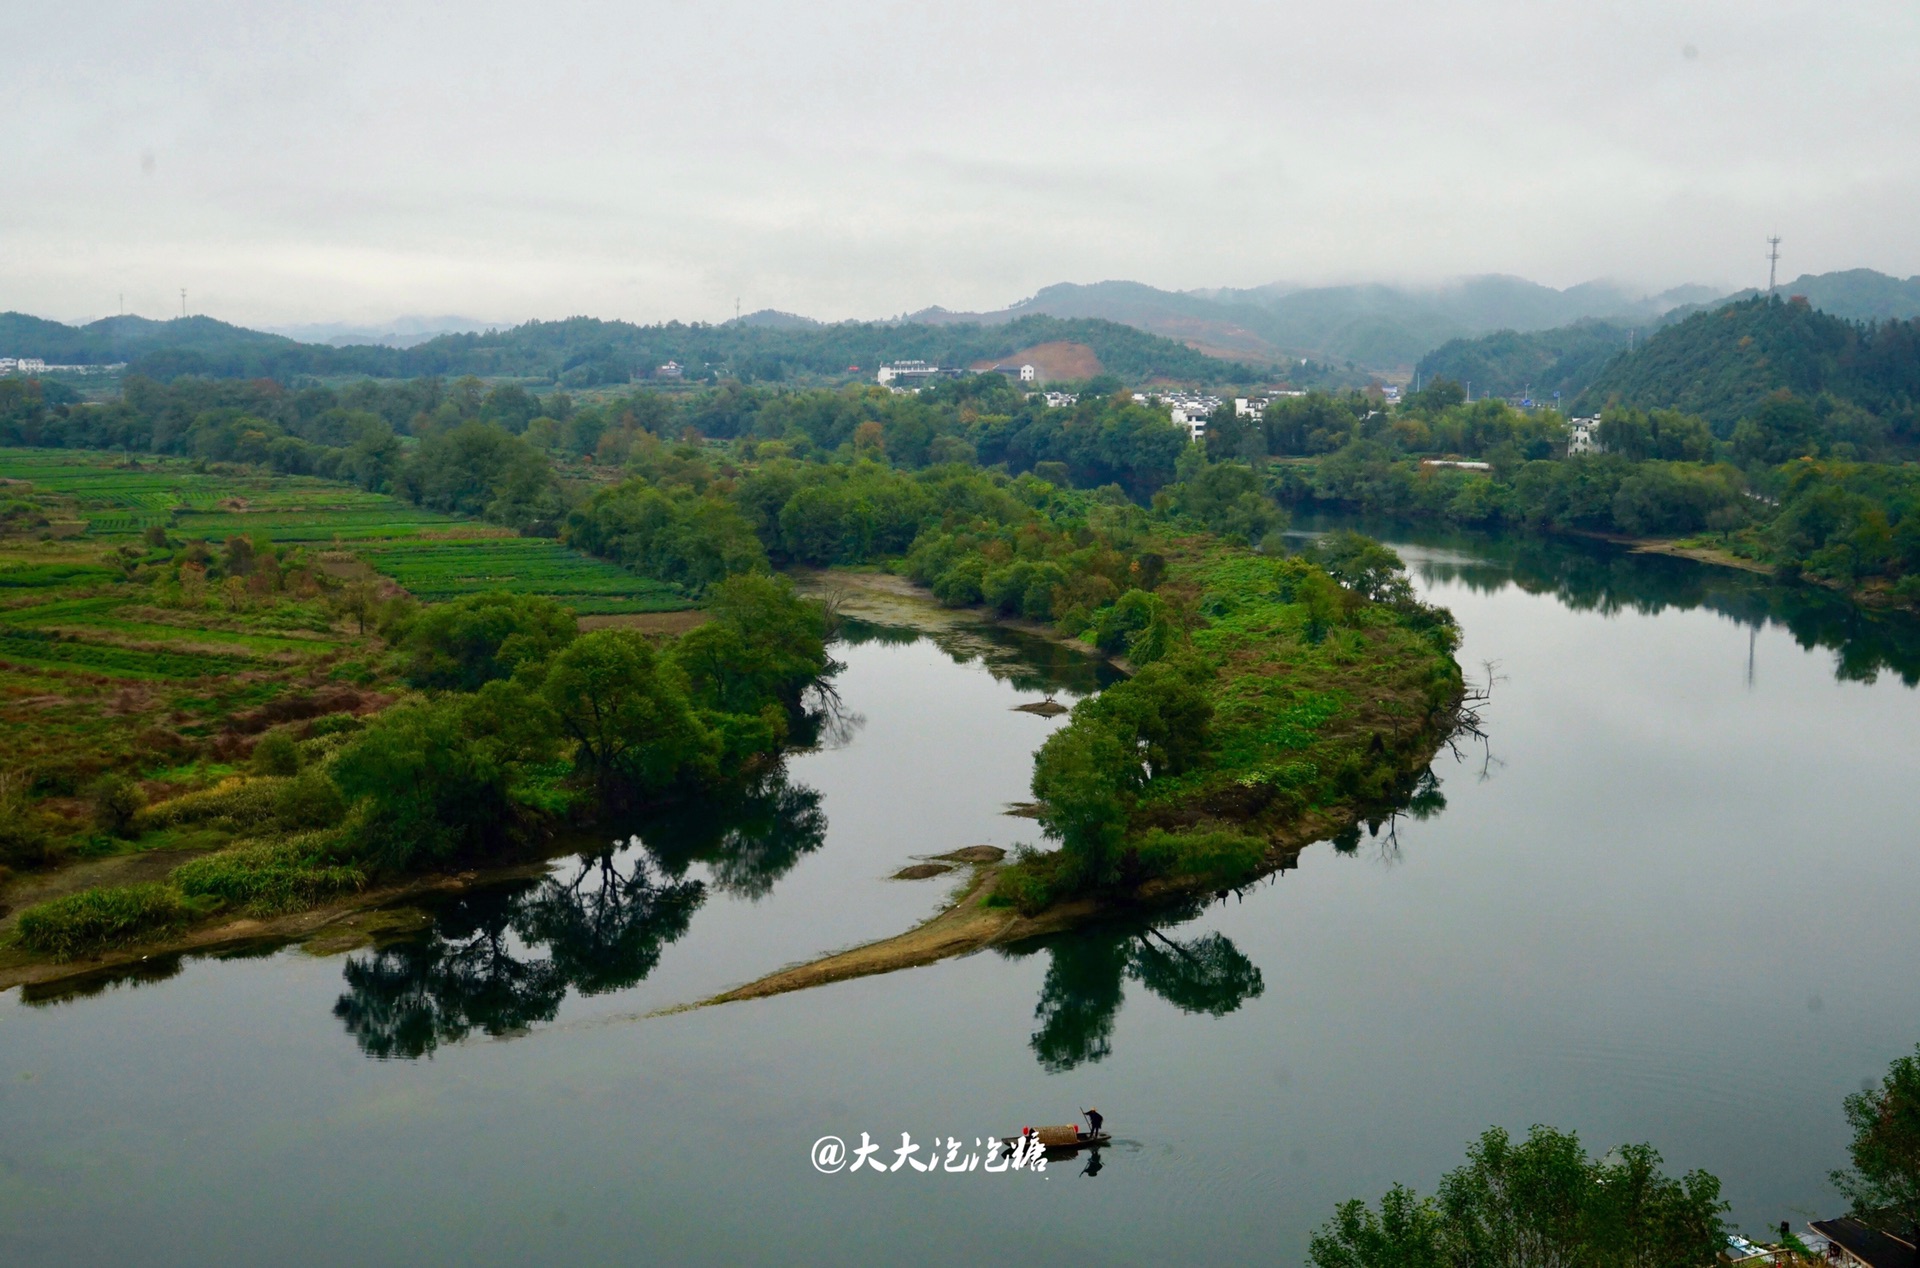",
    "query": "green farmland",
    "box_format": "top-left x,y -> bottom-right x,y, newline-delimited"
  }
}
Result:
0,447 -> 689,800
0,449 -> 689,610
